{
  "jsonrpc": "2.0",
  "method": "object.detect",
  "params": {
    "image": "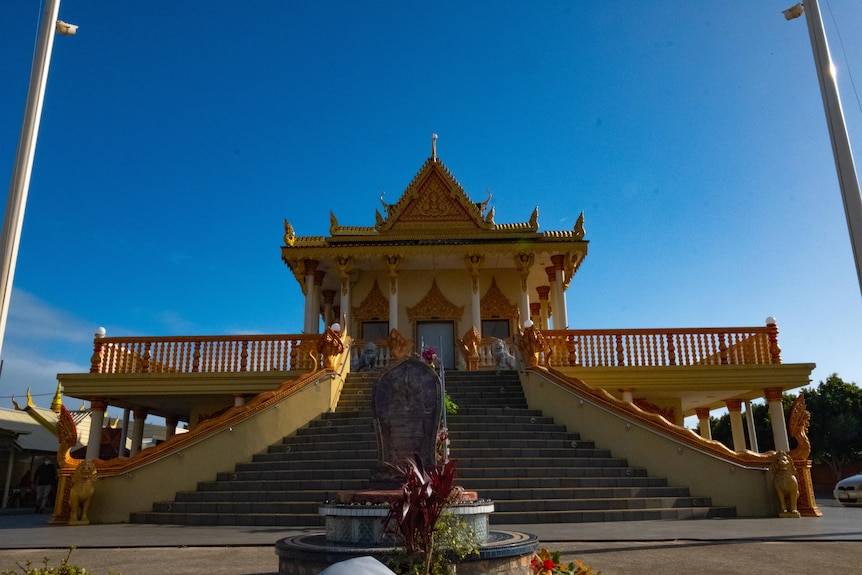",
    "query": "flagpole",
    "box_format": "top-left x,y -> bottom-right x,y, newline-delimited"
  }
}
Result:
0,0 -> 64,362
794,0 -> 862,298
